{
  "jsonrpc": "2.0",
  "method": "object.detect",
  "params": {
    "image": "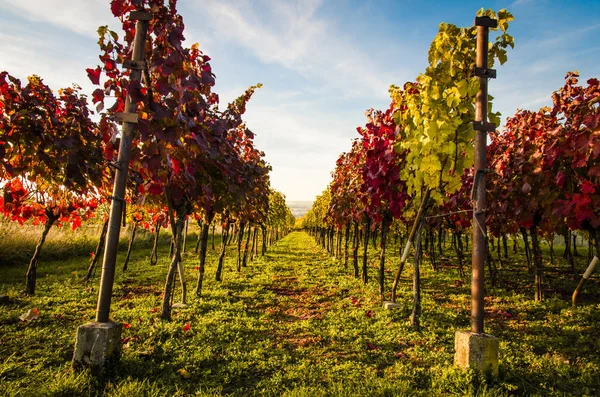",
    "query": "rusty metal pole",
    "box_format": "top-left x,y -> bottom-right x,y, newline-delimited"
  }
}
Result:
471,16 -> 497,334
95,11 -> 150,323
